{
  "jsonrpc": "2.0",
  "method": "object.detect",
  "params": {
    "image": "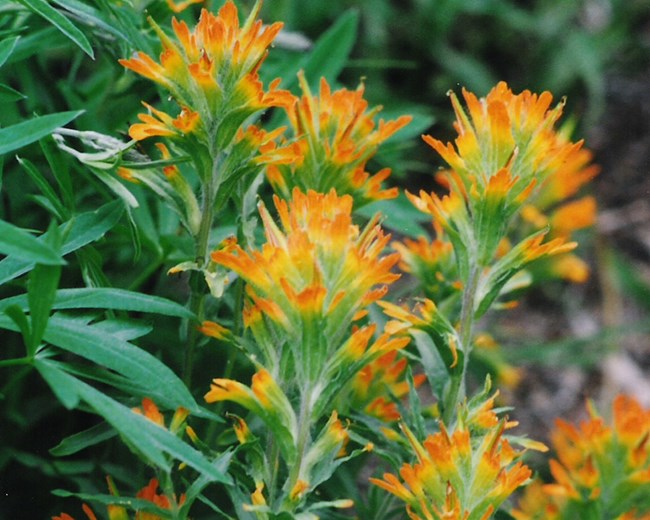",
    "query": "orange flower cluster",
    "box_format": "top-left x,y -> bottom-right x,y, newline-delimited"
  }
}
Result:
266,73 -> 411,206
513,395 -> 650,520
206,188 -> 407,383
350,350 -> 427,422
371,397 -> 540,520
120,1 -> 294,149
